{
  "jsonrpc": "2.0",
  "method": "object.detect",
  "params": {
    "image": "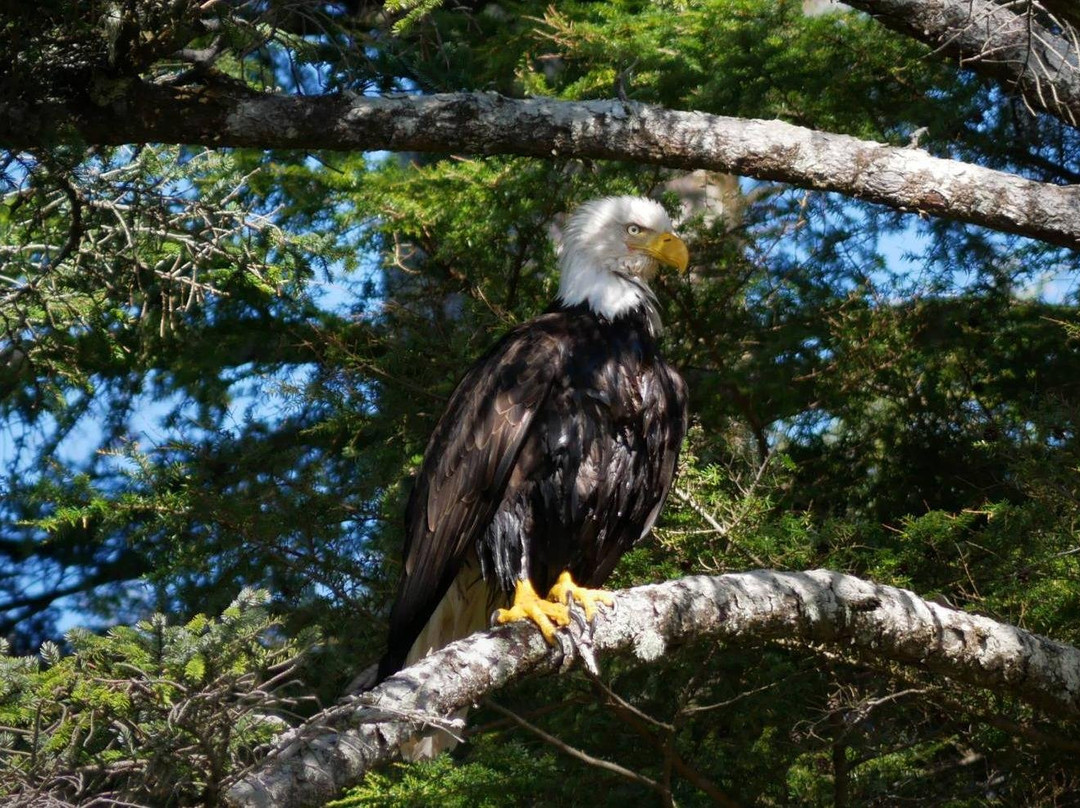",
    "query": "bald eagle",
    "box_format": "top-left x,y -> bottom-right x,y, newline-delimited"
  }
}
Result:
378,196 -> 689,694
